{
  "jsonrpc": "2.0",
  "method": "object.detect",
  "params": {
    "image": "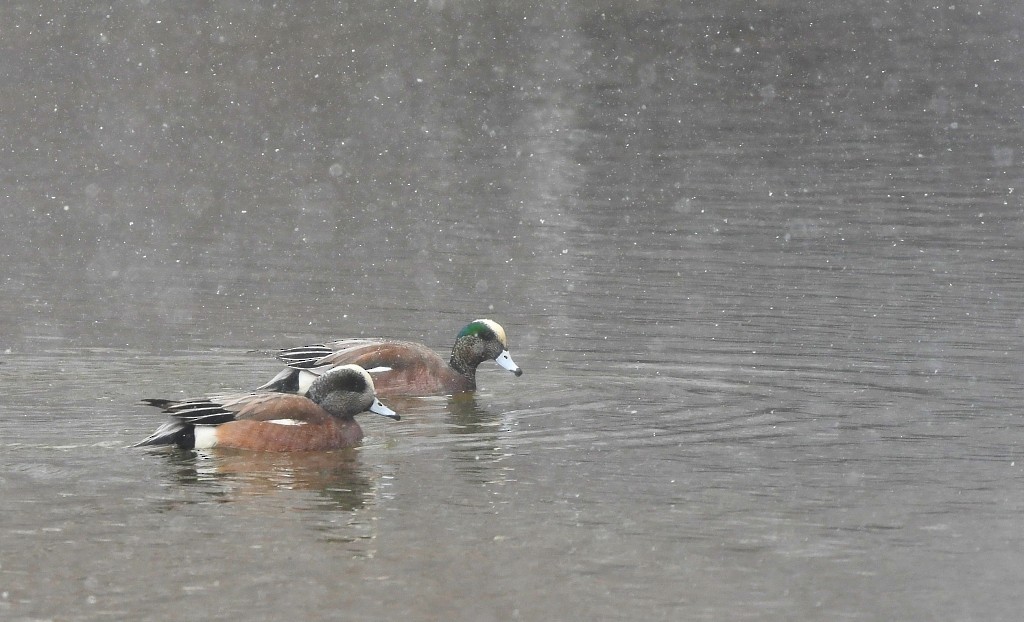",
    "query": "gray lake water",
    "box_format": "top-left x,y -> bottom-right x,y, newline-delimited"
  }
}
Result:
2,1 -> 1023,620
